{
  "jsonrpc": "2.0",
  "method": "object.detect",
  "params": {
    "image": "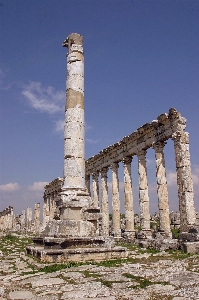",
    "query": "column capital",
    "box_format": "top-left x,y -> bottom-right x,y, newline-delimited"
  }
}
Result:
137,149 -> 147,158
123,156 -> 132,166
111,162 -> 119,172
92,170 -> 99,180
153,141 -> 167,152
172,131 -> 189,144
101,167 -> 109,178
